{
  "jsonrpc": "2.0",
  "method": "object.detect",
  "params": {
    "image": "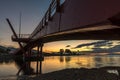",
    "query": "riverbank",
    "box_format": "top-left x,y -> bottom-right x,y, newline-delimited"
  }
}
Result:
0,67 -> 119,80
28,67 -> 119,80
0,65 -> 120,80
